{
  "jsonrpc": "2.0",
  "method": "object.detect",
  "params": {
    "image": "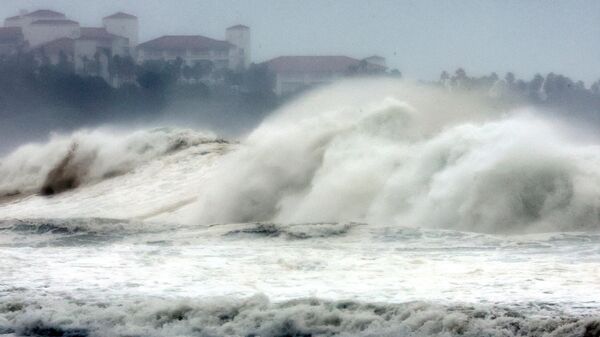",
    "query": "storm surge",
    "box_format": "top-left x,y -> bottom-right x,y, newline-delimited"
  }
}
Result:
188,79 -> 600,233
